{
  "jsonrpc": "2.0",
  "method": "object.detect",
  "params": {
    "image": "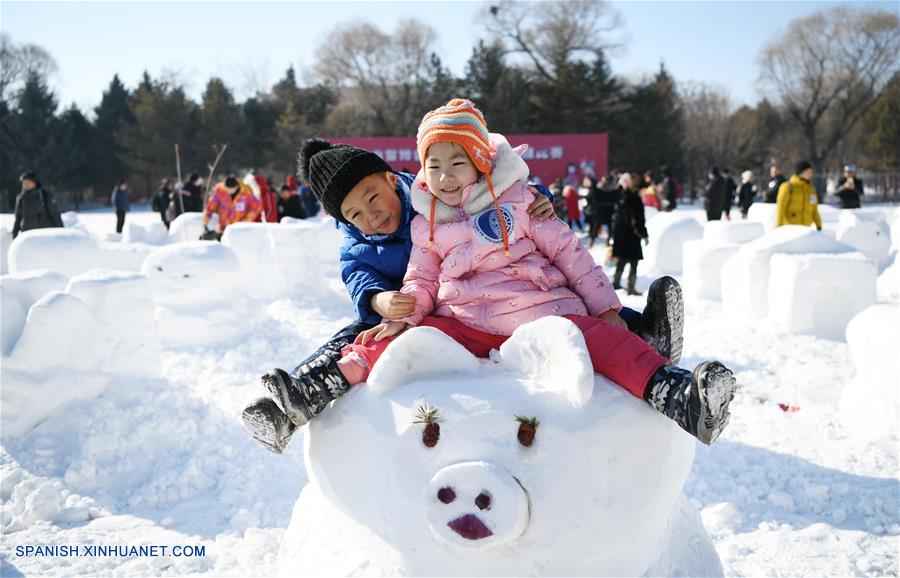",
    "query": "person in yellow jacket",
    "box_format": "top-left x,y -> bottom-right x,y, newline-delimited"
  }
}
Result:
776,161 -> 822,230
